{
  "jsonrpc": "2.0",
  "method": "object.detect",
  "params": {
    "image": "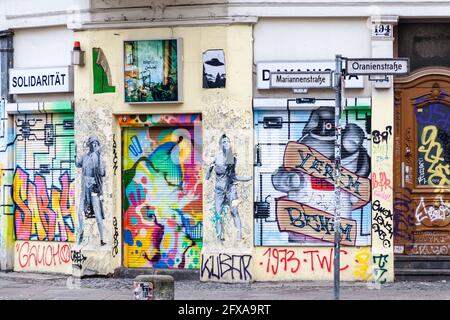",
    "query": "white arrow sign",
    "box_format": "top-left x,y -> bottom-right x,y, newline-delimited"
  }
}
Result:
346,58 -> 409,75
270,71 -> 333,89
